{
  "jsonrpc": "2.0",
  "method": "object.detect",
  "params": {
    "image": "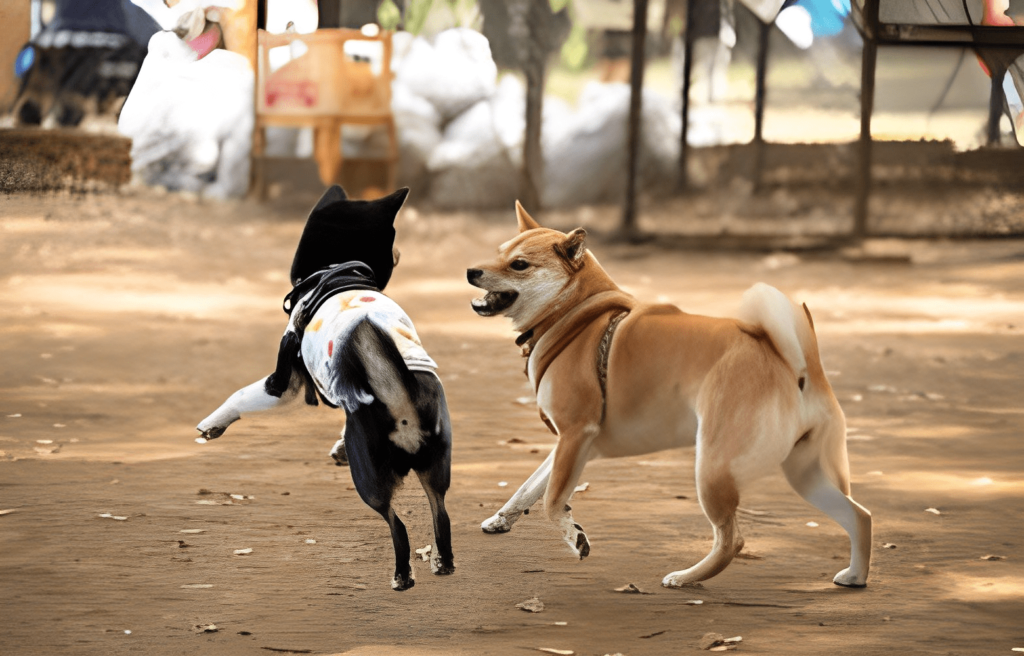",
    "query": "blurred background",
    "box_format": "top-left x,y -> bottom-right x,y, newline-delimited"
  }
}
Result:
2,0 -> 1023,241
